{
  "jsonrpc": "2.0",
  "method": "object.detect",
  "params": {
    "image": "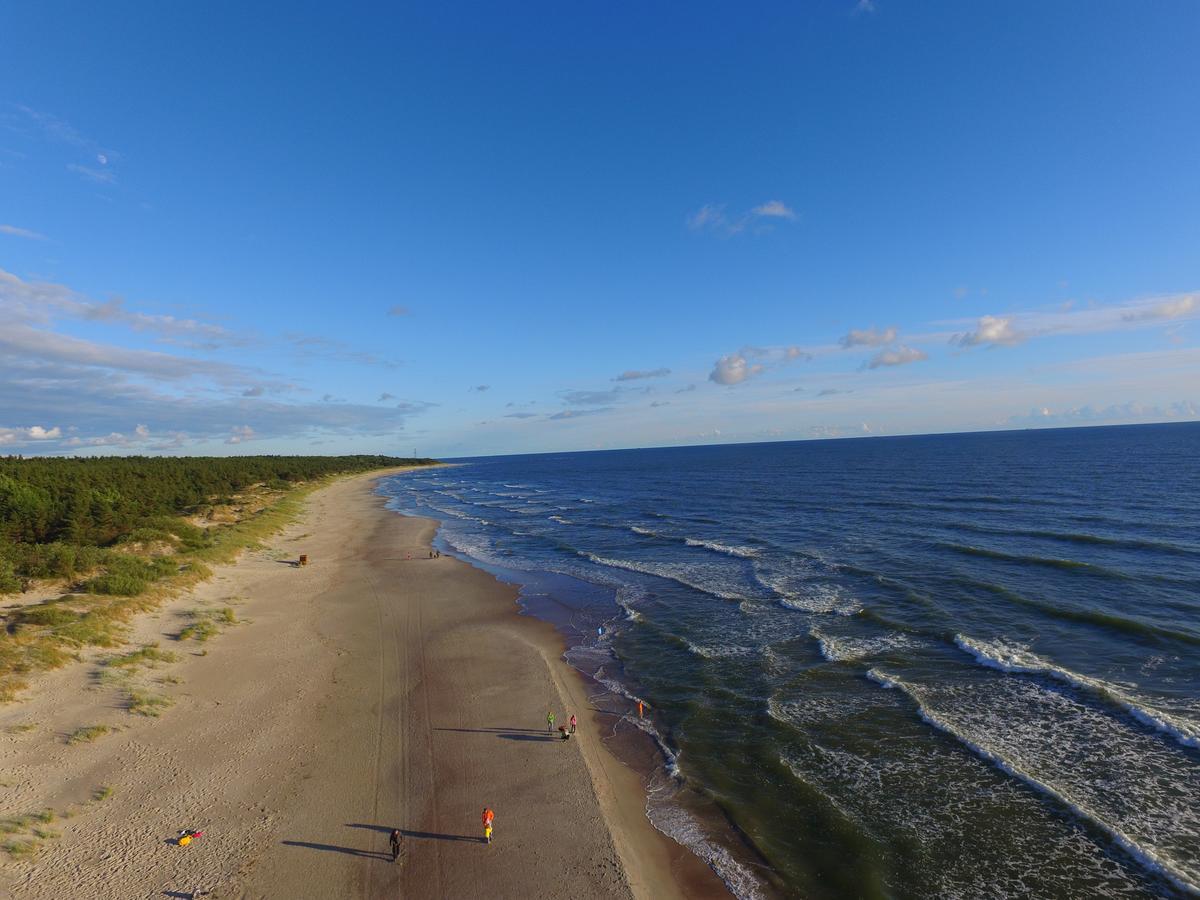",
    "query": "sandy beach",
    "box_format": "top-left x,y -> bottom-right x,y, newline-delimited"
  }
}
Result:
0,469 -> 728,899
